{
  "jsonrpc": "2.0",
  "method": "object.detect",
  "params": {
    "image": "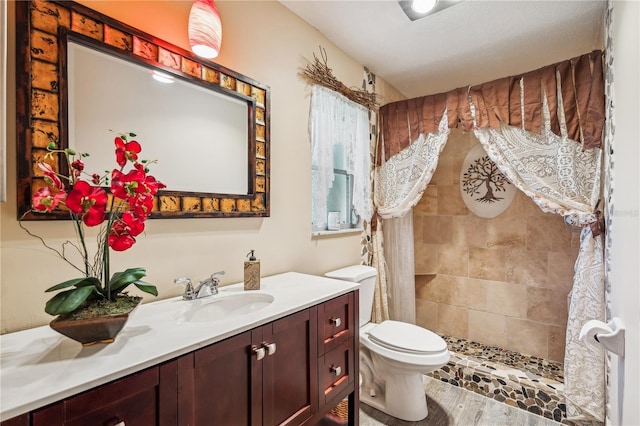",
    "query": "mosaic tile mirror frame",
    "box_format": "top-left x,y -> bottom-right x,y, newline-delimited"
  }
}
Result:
16,0 -> 270,220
